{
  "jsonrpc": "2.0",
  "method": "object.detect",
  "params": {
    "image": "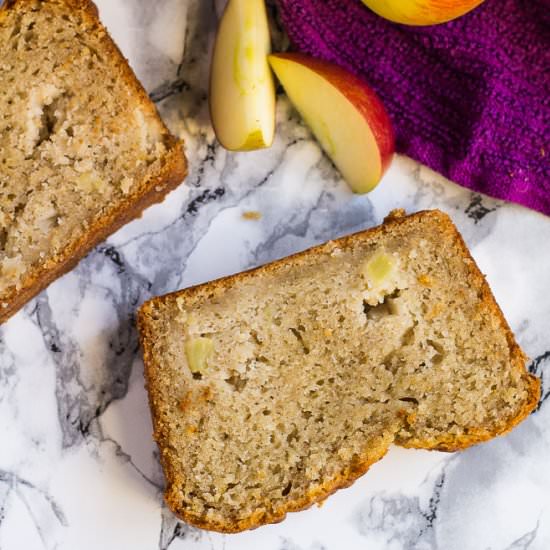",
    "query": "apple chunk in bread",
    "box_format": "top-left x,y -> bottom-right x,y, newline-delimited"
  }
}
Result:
209,0 -> 276,151
268,53 -> 394,194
